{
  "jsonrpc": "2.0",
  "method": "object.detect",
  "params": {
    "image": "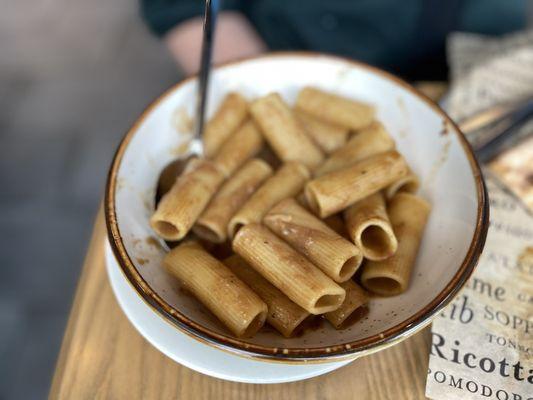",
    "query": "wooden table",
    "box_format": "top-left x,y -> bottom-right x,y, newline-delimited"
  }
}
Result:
49,209 -> 431,400
50,83 -> 453,400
